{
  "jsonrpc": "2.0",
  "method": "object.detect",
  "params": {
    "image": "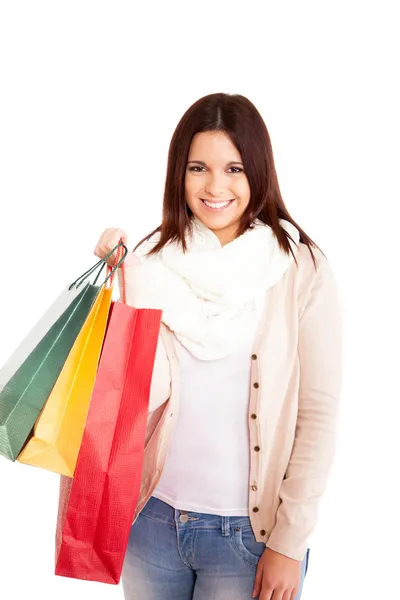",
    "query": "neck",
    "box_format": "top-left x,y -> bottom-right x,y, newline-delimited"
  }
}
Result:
210,224 -> 240,247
